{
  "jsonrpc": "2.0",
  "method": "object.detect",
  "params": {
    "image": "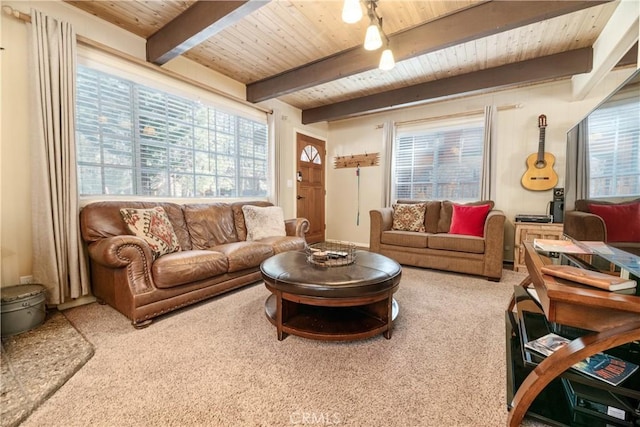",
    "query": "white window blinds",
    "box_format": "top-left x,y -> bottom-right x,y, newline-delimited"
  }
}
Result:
76,65 -> 268,198
587,94 -> 640,198
392,116 -> 485,201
